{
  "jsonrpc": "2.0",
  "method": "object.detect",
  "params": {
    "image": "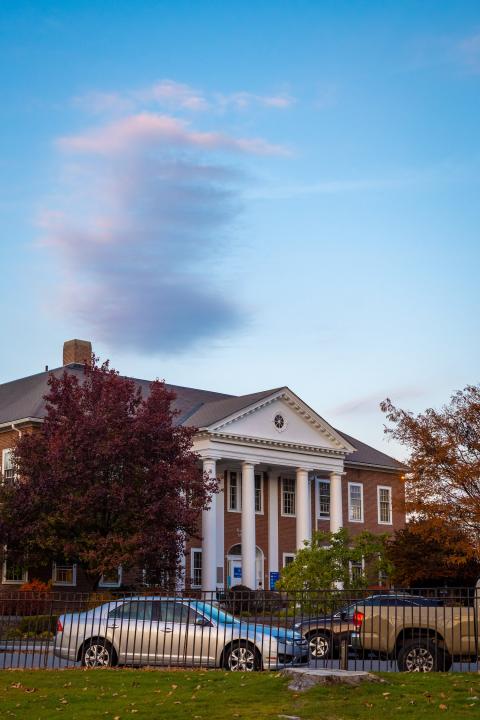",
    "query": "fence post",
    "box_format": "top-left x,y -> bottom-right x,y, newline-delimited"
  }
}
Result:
340,638 -> 349,670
